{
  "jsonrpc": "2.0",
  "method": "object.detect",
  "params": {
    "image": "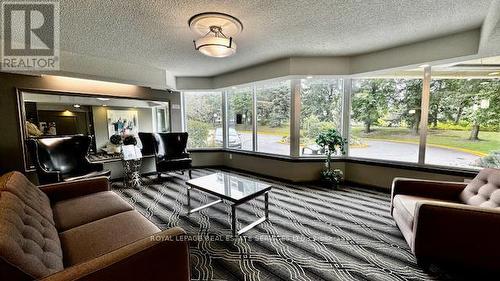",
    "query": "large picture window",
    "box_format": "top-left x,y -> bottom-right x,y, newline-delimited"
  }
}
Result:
349,79 -> 422,163
183,92 -> 222,148
256,80 -> 291,155
300,78 -> 343,156
180,56 -> 500,171
227,87 -> 253,151
425,79 -> 500,169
